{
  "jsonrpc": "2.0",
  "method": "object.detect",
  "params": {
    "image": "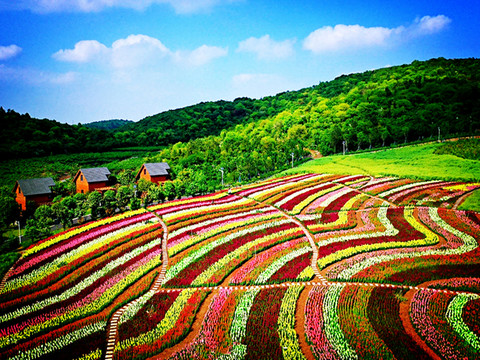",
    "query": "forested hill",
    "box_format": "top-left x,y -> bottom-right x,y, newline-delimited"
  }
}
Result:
0,109 -> 118,159
1,57 -> 479,161
84,119 -> 133,130
142,57 -> 480,187
115,57 -> 480,150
